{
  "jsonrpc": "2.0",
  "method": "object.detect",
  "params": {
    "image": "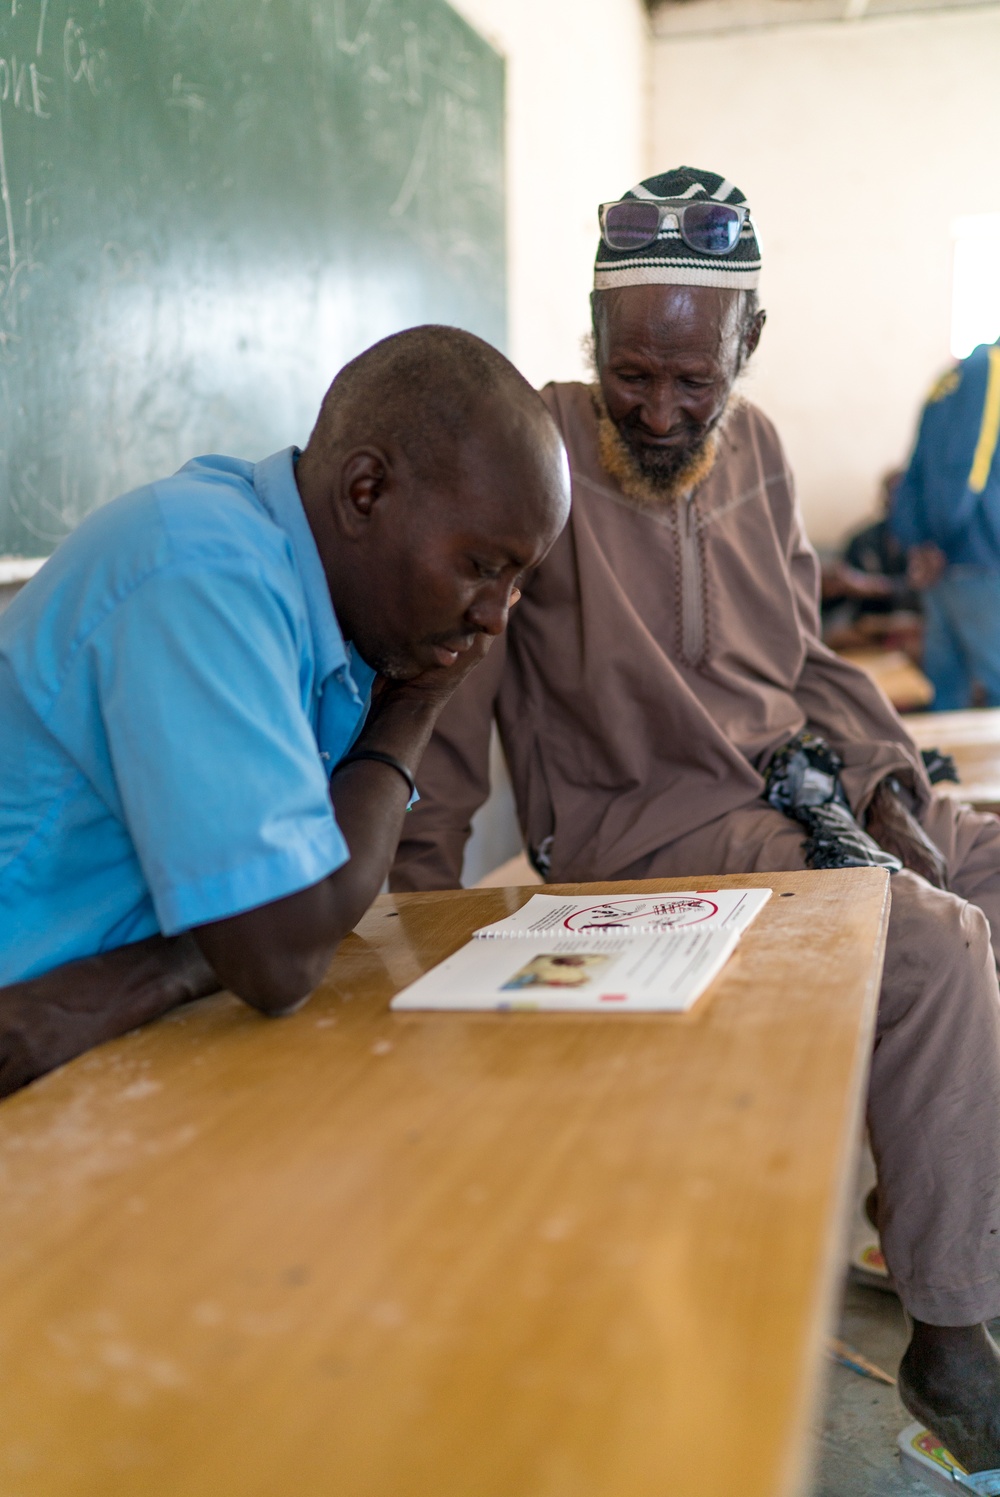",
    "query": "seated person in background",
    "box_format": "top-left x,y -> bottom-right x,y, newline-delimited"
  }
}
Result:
392,169 -> 1000,1475
844,470 -> 909,591
820,469 -> 922,653
891,338 -> 1000,710
0,326 -> 569,1096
